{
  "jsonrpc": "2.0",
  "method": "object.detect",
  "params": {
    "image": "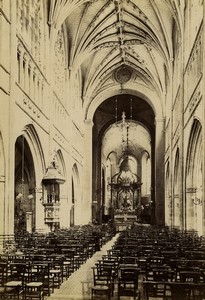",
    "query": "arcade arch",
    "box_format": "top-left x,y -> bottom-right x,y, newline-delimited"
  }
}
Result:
185,119 -> 202,235
173,148 -> 181,228
90,93 -> 165,225
14,125 -> 45,233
